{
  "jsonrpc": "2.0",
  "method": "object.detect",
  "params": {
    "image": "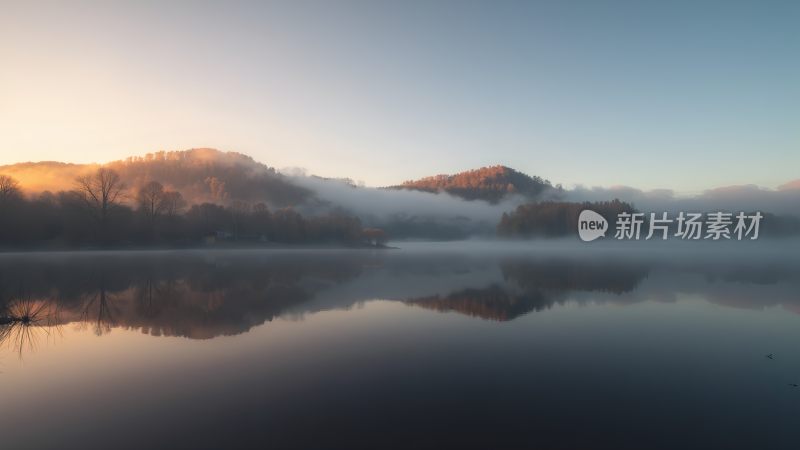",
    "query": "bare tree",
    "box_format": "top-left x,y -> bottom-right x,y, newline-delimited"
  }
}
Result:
137,181 -> 166,223
75,168 -> 127,231
0,174 -> 21,202
161,190 -> 187,217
